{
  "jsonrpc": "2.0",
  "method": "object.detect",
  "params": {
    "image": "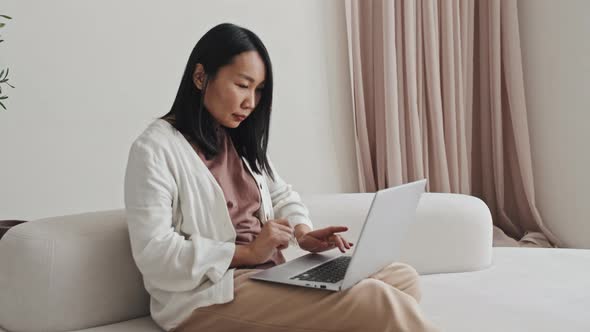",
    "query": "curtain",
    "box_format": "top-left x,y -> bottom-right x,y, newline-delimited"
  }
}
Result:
345,0 -> 562,248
